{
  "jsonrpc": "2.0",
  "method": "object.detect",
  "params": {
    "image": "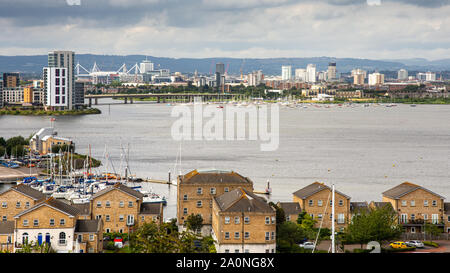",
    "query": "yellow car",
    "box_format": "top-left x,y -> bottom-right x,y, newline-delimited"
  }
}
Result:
390,241 -> 408,249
